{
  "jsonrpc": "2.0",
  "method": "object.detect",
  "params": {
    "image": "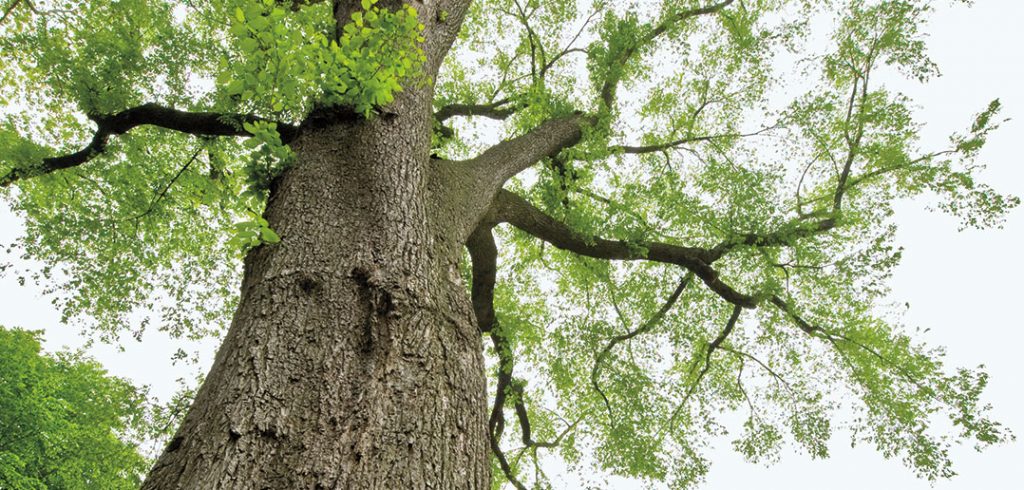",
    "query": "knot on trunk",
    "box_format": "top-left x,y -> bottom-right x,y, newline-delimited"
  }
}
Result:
349,266 -> 404,316
350,265 -> 415,353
